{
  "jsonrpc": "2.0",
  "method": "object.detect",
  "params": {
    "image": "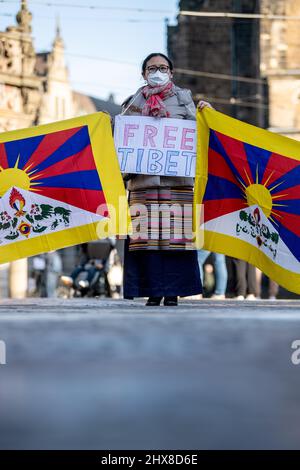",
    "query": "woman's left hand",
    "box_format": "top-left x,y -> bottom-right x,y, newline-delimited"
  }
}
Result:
197,100 -> 214,111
